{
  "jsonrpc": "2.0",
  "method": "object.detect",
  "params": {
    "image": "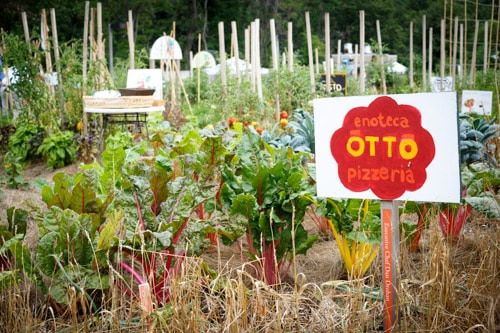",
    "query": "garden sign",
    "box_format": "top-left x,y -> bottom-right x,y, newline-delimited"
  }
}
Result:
314,92 -> 461,331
